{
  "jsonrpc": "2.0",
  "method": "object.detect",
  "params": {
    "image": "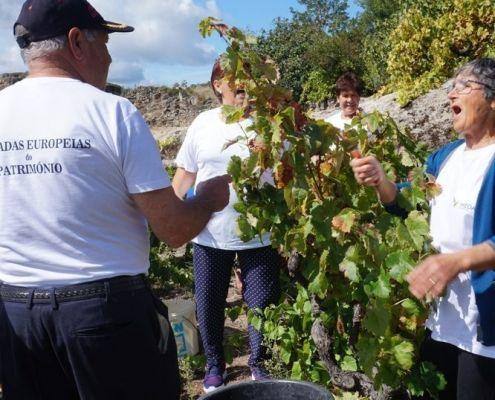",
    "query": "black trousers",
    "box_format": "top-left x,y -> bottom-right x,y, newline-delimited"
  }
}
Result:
0,280 -> 180,400
193,244 -> 281,368
419,331 -> 495,400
